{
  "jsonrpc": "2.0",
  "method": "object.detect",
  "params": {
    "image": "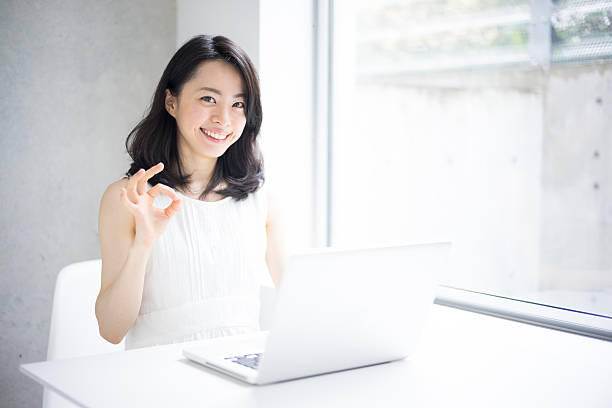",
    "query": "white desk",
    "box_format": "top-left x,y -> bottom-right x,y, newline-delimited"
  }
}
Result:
21,305 -> 612,407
